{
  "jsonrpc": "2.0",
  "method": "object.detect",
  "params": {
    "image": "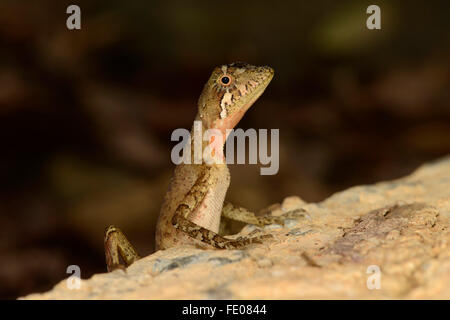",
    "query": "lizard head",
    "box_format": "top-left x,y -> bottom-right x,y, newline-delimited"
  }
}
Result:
197,62 -> 274,134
